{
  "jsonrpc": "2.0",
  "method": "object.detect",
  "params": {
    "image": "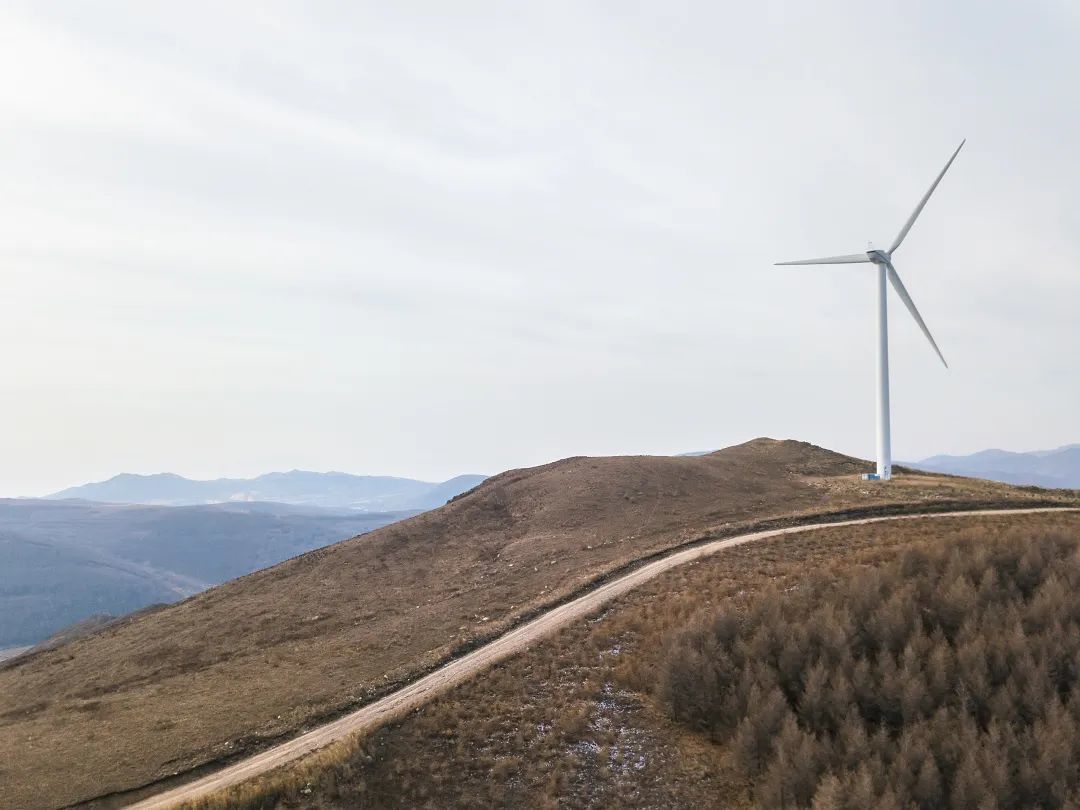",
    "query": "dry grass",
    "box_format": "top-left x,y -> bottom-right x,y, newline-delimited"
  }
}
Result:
187,511 -> 1080,809
1,440 -> 1075,809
